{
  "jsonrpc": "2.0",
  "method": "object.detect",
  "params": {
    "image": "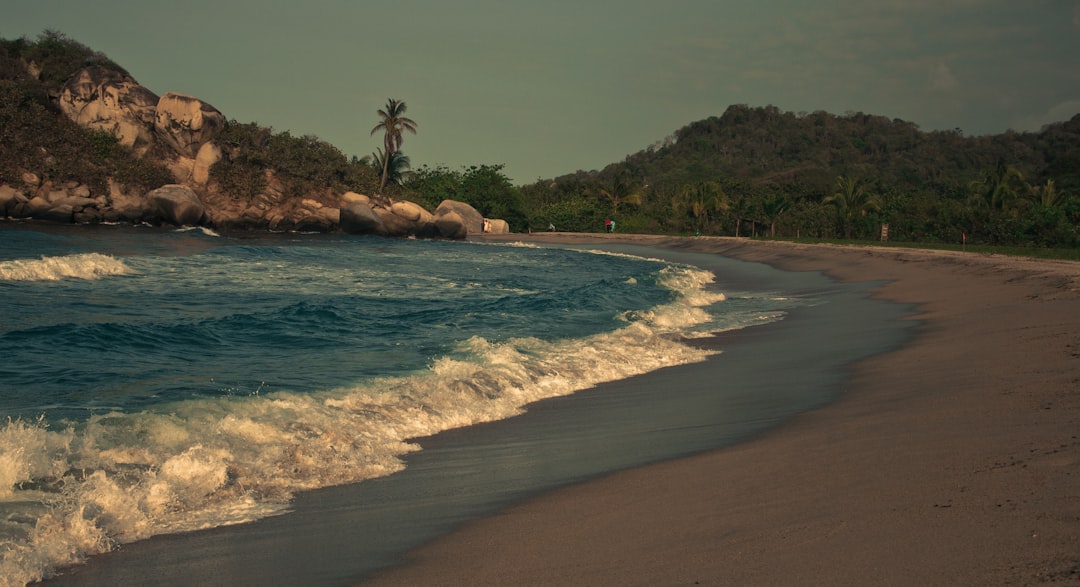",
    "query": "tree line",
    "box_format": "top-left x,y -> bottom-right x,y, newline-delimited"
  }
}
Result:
510,105 -> 1080,246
